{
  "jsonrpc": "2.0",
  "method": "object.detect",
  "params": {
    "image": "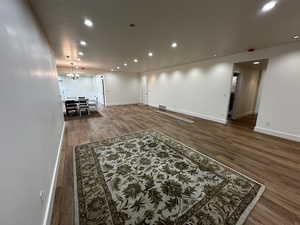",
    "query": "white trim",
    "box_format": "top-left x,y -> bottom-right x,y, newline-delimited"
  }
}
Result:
149,104 -> 227,124
255,126 -> 300,143
42,122 -> 65,225
106,102 -> 140,106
